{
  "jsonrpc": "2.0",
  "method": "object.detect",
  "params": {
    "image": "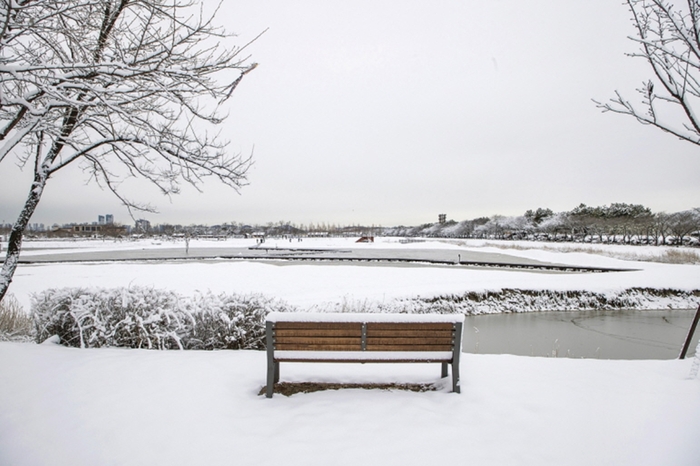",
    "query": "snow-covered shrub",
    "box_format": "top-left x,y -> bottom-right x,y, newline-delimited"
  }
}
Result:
307,288 -> 700,315
32,287 -> 290,350
32,287 -> 189,349
409,288 -> 700,314
185,293 -> 274,350
0,294 -> 33,341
